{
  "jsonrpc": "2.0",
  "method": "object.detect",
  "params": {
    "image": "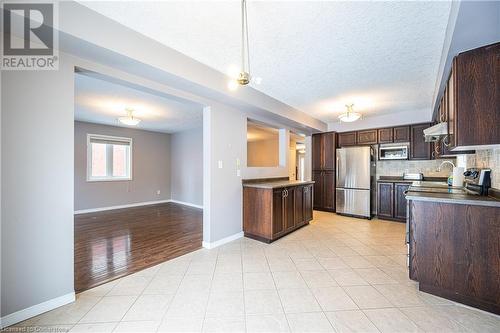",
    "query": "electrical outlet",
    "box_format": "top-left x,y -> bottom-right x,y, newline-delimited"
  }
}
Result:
218,160 -> 223,169
157,190 -> 161,195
